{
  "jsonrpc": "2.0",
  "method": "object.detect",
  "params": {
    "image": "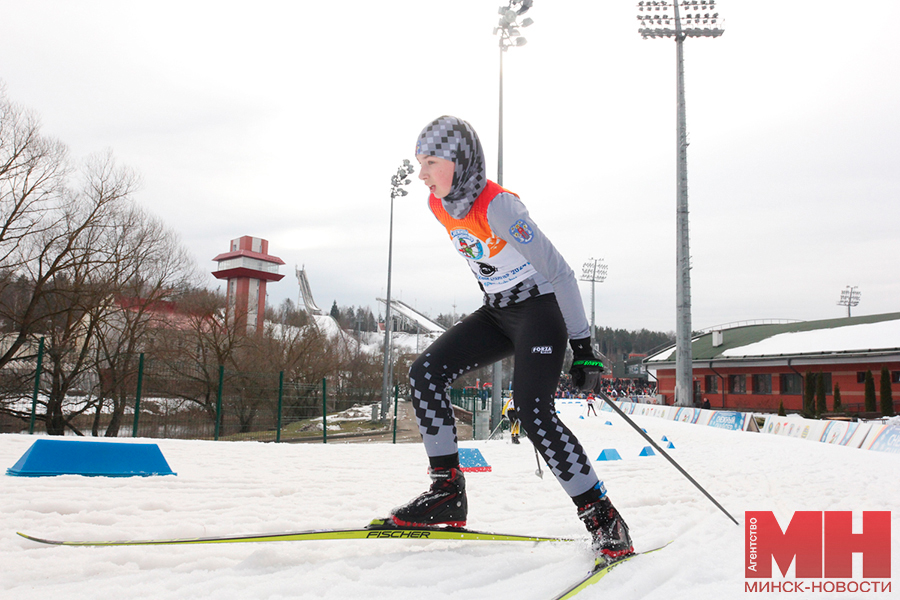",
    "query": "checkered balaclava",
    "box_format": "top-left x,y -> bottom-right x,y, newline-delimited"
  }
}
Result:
416,116 -> 487,219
